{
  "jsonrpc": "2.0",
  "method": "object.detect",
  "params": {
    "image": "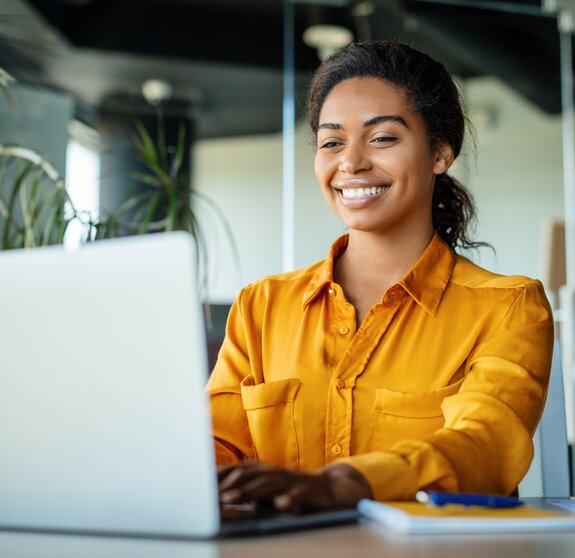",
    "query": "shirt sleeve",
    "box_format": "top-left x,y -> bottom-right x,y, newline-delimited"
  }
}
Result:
206,288 -> 257,465
338,281 -> 554,501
